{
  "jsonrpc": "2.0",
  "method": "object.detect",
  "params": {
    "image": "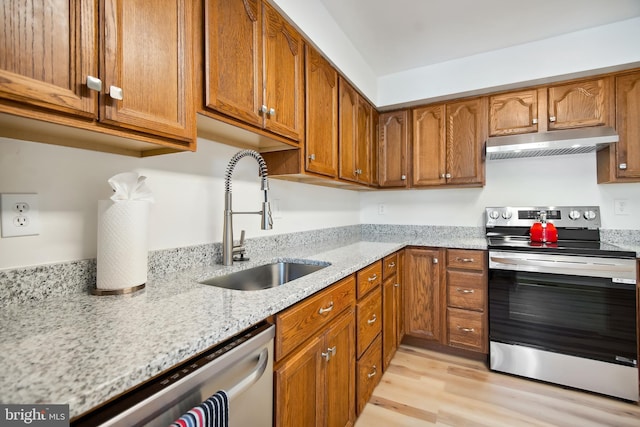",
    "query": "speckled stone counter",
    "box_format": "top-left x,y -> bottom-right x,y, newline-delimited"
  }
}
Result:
0,234 -> 486,419
2,223 -> 638,419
